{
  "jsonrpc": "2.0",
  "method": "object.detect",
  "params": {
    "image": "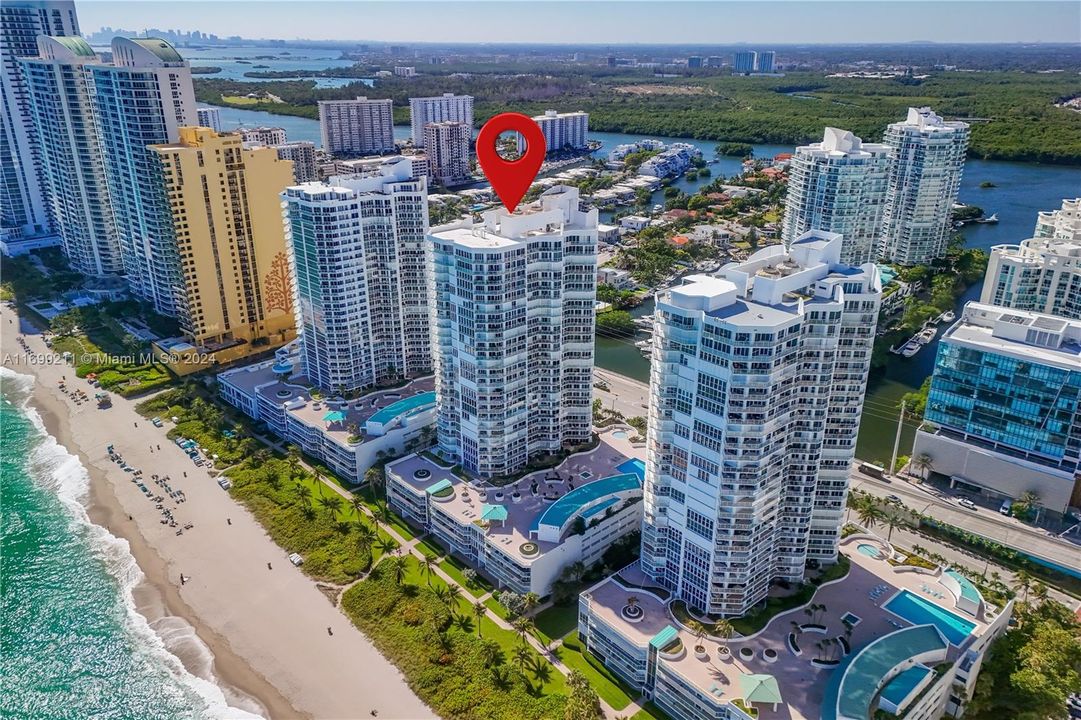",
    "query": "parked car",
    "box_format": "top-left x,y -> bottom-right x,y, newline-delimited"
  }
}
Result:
886,494 -> 903,505
958,498 -> 977,510
1000,499 -> 1013,515
217,478 -> 232,490
289,553 -> 304,566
